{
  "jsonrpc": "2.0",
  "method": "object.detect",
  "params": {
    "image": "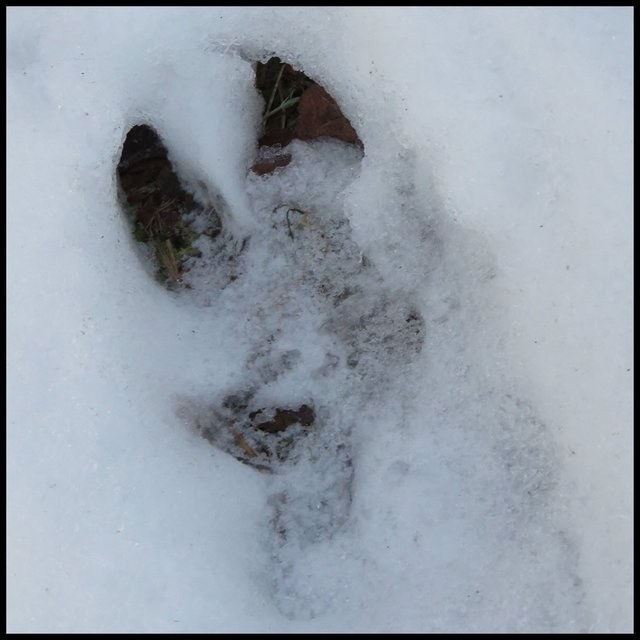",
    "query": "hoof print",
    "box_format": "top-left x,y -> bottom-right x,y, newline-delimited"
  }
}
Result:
117,124 -> 215,285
